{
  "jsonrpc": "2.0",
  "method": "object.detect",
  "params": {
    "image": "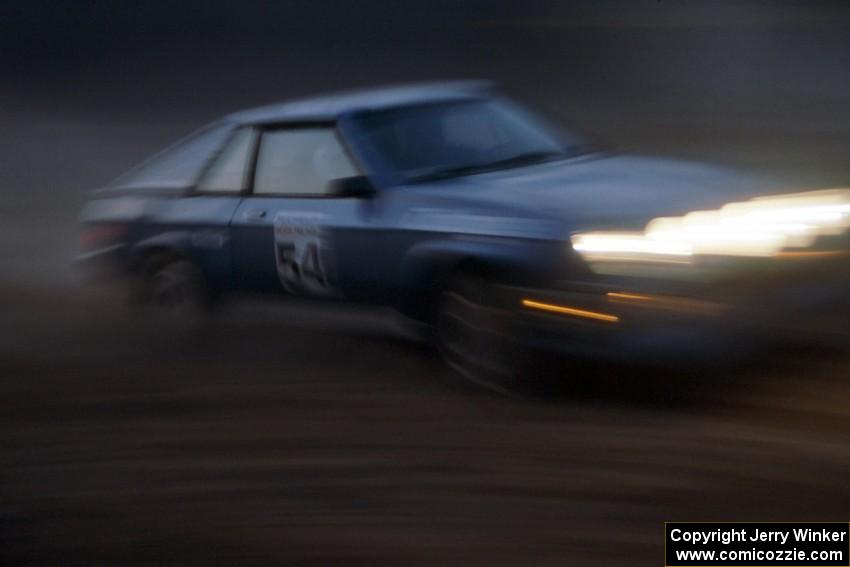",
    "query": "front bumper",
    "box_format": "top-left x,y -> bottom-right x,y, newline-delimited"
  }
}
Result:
507,255 -> 849,364
510,286 -> 738,364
